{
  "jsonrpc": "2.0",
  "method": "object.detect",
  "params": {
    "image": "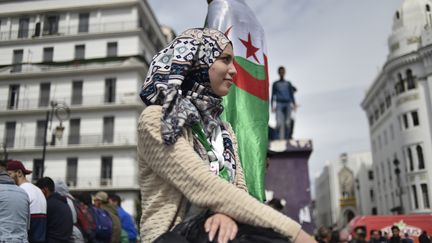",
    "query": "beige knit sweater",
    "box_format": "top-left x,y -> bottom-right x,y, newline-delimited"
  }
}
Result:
138,106 -> 301,242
